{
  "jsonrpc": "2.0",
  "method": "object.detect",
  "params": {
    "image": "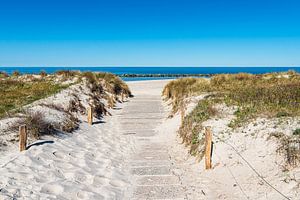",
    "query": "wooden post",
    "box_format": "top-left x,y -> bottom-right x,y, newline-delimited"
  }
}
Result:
87,106 -> 93,125
108,98 -> 113,109
205,127 -> 213,169
19,125 -> 27,152
180,106 -> 185,124
121,93 -> 124,102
